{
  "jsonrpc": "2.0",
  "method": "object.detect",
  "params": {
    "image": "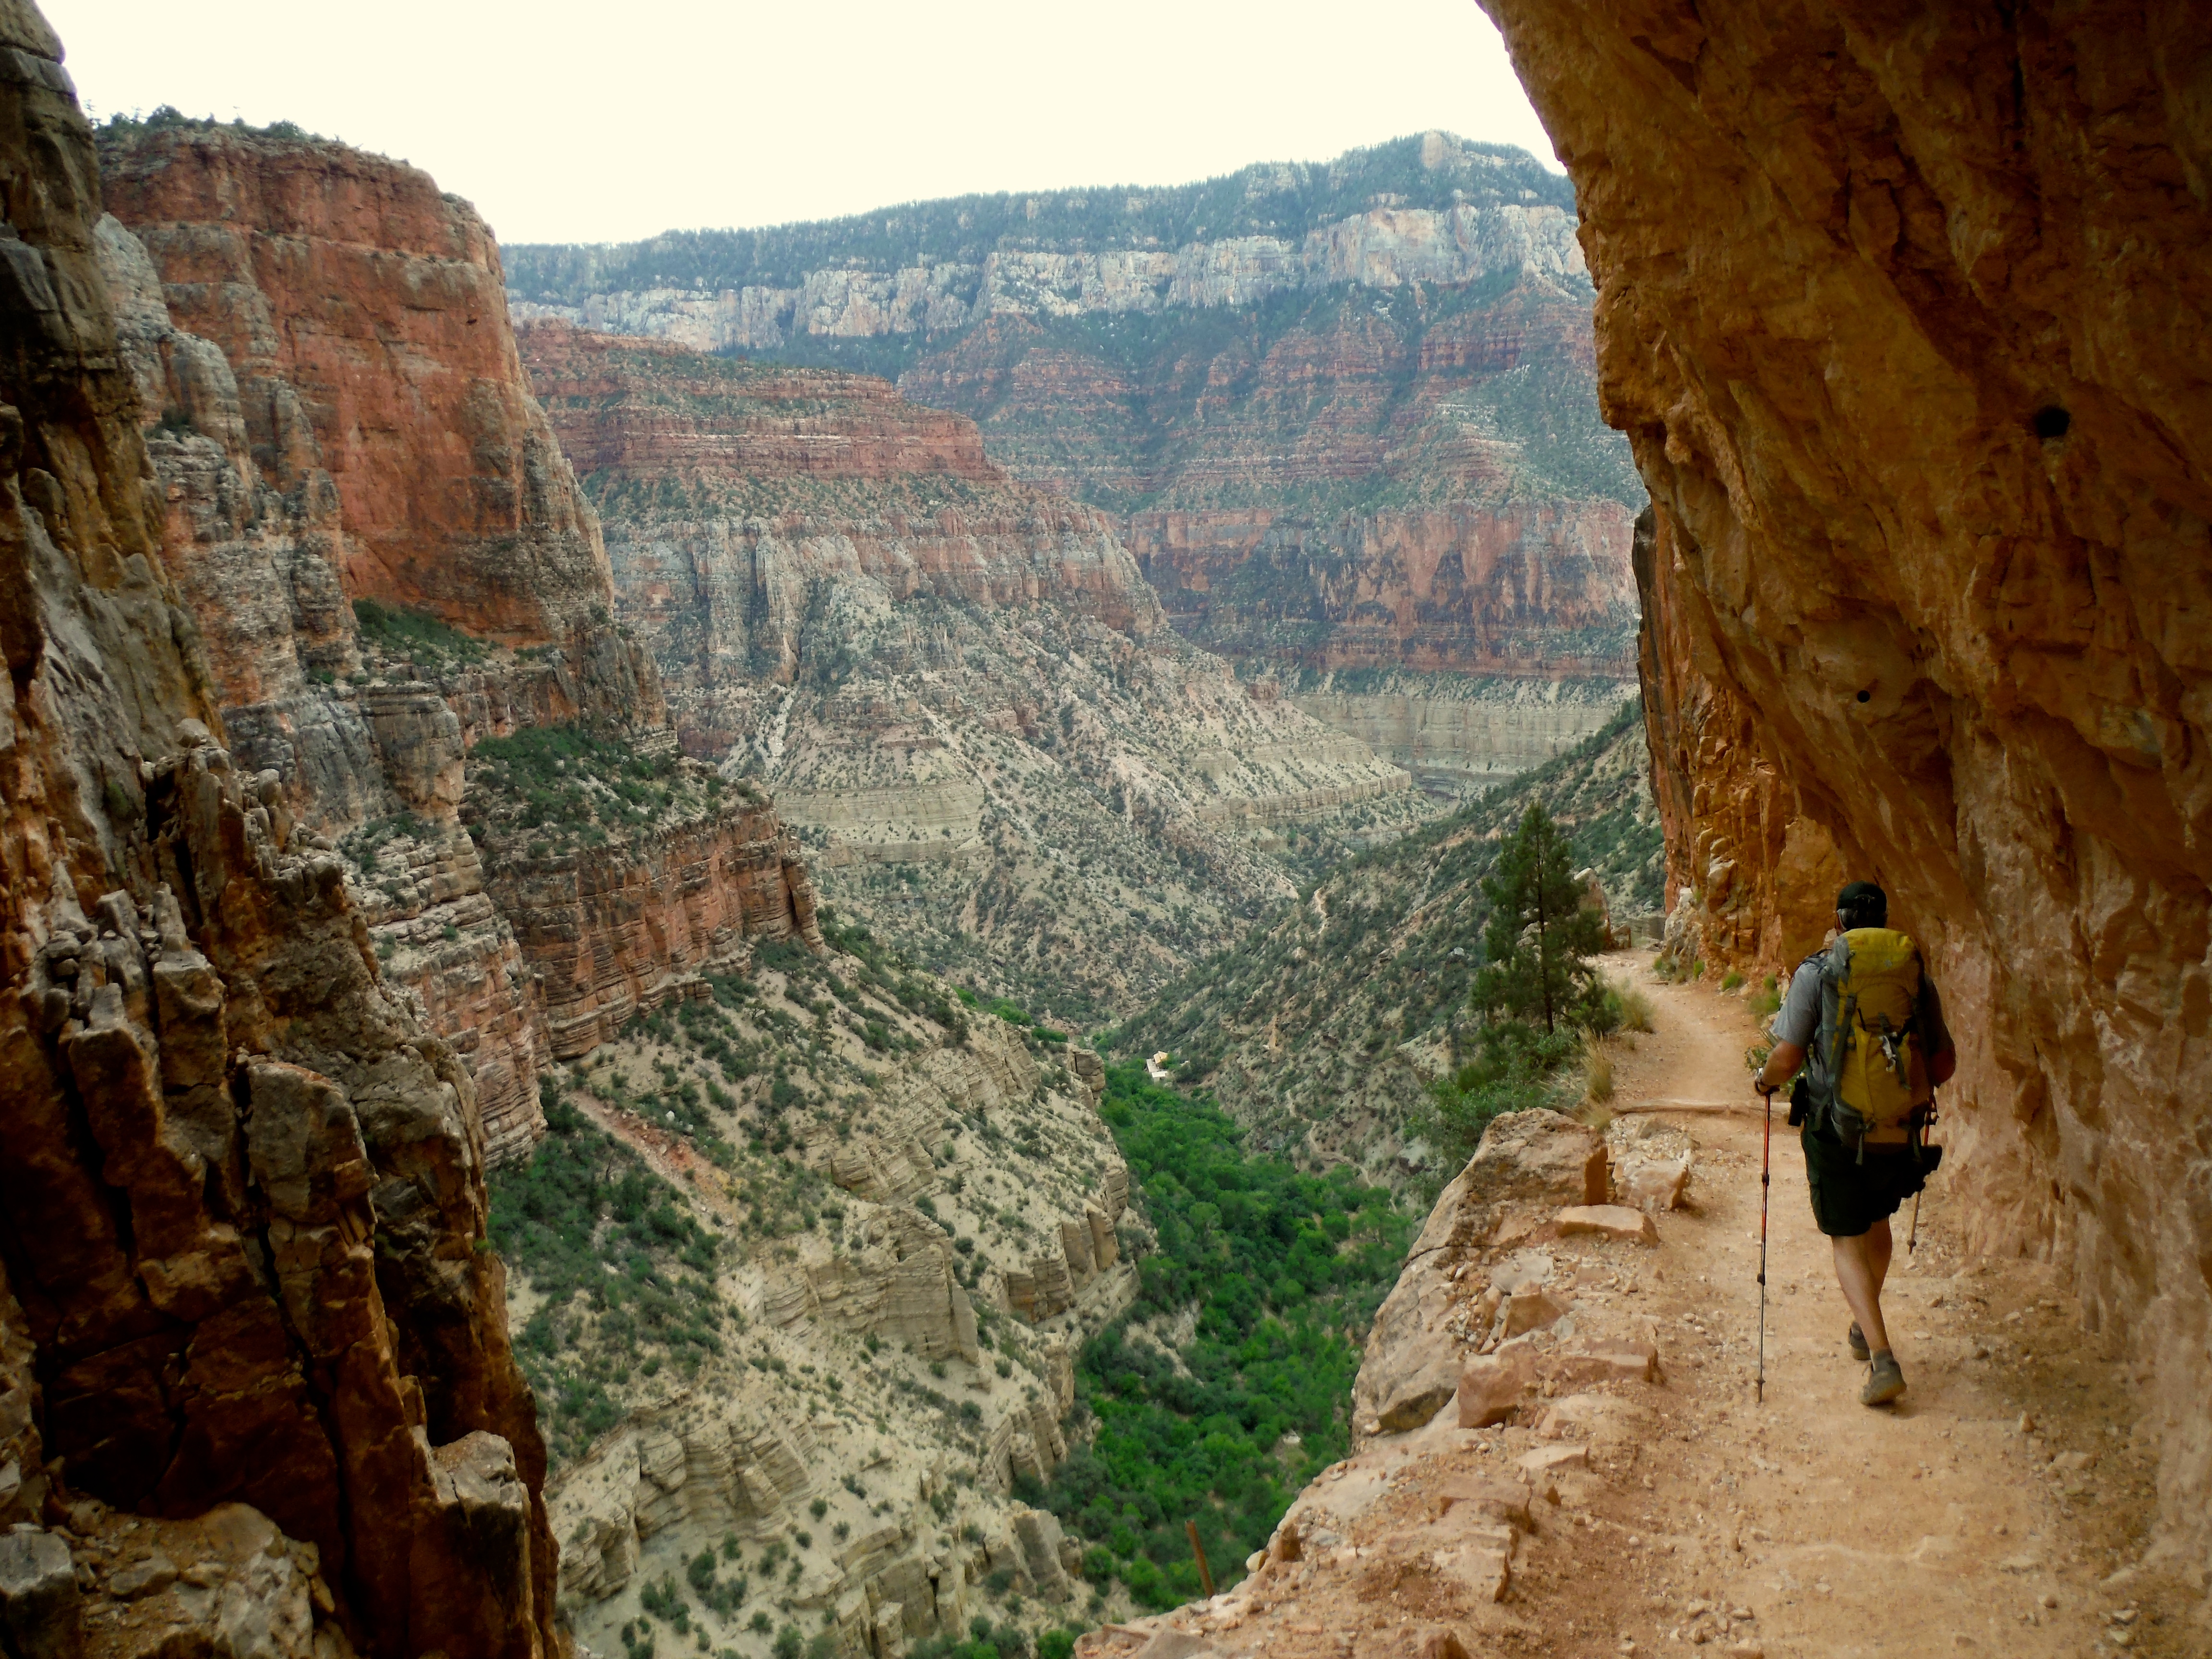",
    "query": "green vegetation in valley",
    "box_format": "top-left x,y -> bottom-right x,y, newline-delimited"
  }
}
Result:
488,1093 -> 731,1463
1101,702 -> 1663,1175
1043,1063 -> 1415,1610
